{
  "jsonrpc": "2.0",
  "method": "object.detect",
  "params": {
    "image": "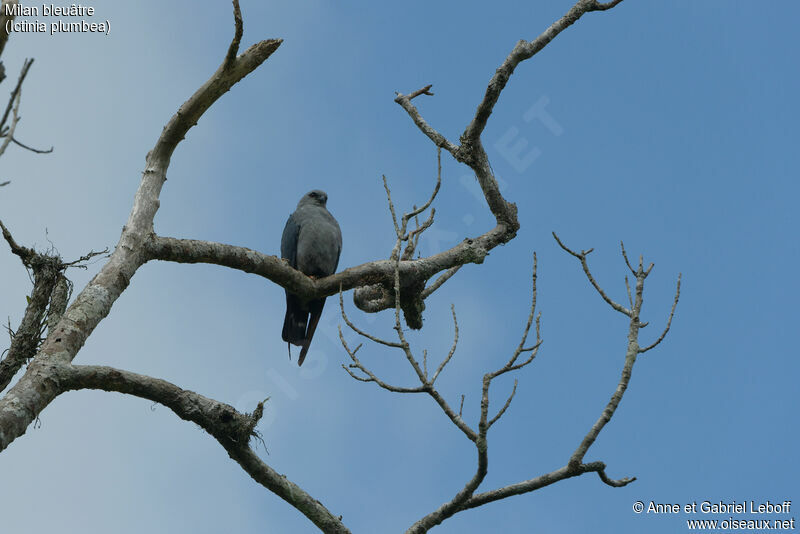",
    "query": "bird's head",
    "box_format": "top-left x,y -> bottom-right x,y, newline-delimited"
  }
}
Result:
299,189 -> 328,208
